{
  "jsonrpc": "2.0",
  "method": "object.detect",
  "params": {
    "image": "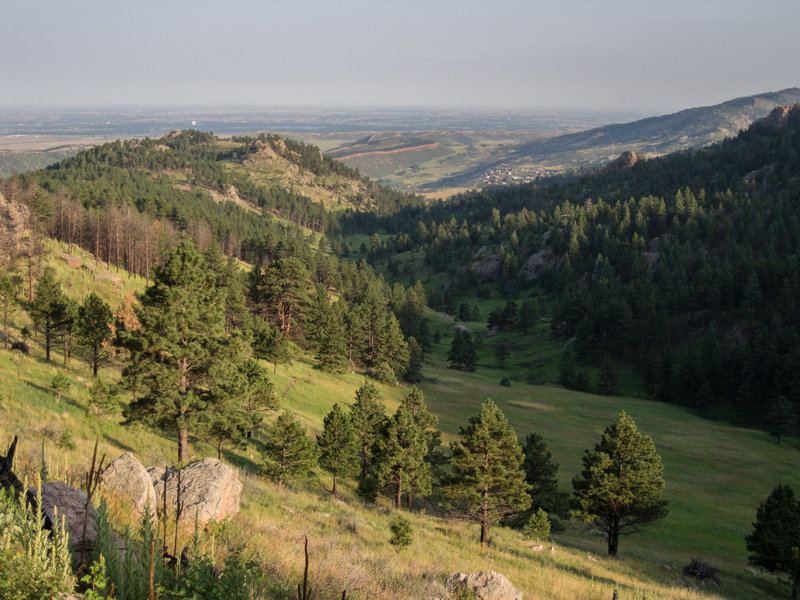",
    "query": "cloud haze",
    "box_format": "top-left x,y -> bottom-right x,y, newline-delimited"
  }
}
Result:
3,0 -> 798,109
